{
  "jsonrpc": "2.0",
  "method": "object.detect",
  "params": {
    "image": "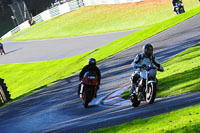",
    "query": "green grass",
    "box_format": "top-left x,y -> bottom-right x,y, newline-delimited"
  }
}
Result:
122,43 -> 200,99
0,20 -> 50,43
0,6 -> 200,101
156,44 -> 200,97
90,104 -> 200,133
0,52 -> 91,99
8,0 -> 200,41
